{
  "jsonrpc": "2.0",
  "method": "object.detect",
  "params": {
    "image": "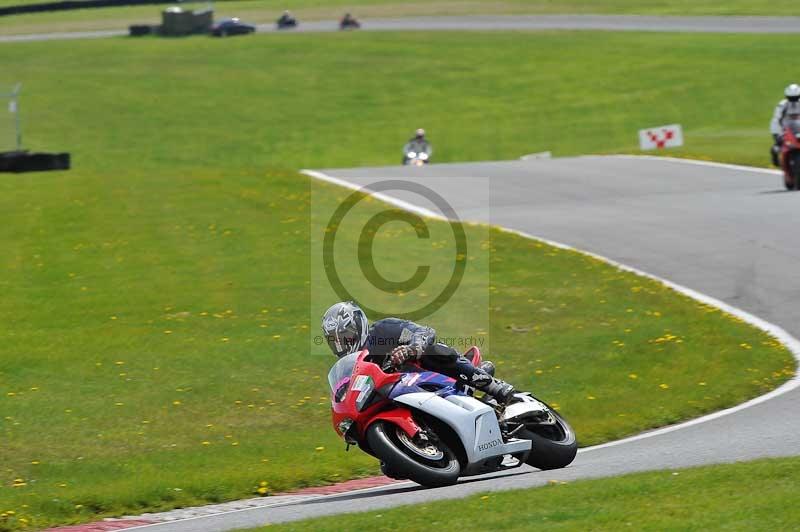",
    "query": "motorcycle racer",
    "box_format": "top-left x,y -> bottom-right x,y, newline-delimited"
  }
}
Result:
402,129 -> 432,164
322,301 -> 516,403
770,84 -> 800,166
